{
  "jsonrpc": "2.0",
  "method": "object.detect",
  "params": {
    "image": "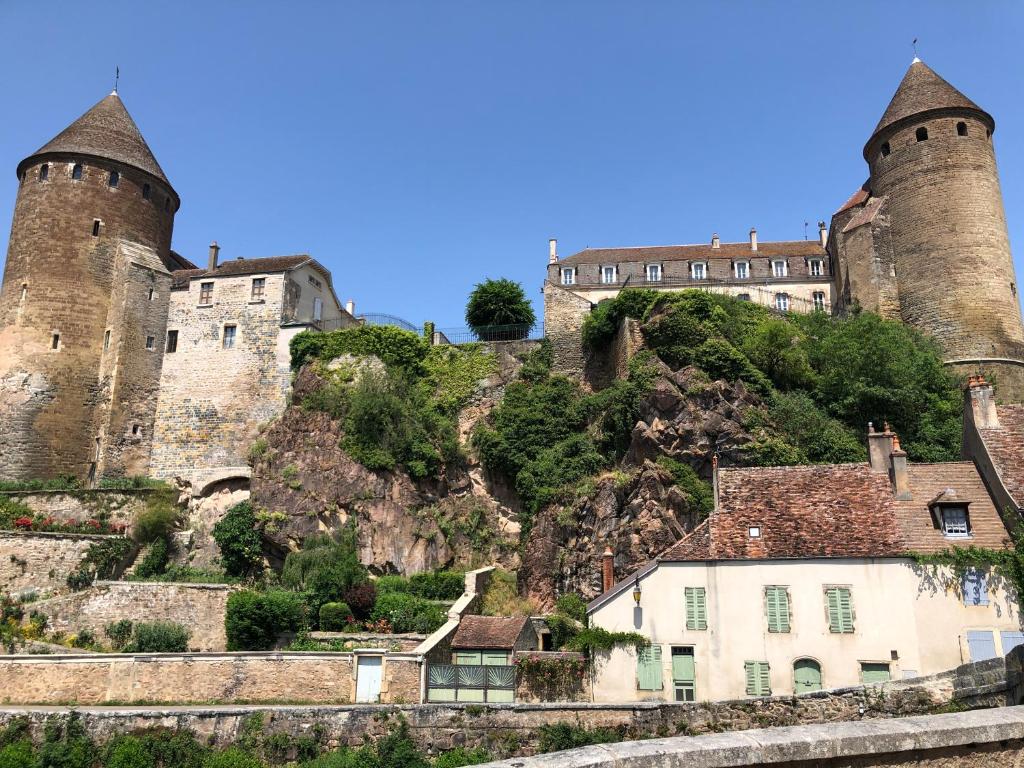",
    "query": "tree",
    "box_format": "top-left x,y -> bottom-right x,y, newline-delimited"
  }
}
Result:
212,502 -> 264,577
465,278 -> 536,340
